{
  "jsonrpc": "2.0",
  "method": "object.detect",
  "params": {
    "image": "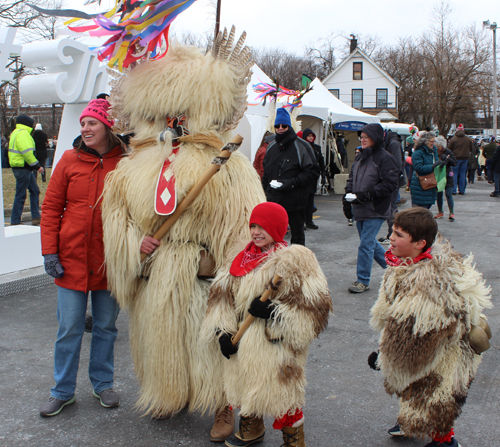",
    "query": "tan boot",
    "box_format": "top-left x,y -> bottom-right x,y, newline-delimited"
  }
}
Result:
224,414 -> 265,447
210,405 -> 234,442
281,423 -> 305,447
